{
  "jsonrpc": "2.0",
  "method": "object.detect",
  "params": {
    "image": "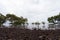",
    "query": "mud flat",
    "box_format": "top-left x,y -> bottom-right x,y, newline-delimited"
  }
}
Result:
0,28 -> 60,40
